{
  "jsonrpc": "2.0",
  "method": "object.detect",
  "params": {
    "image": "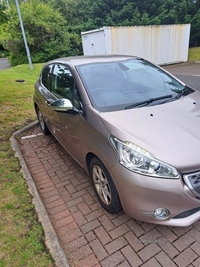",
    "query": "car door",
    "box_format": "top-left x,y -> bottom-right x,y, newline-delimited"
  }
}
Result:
49,63 -> 85,165
38,64 -> 58,132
